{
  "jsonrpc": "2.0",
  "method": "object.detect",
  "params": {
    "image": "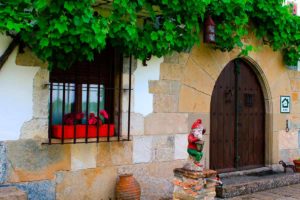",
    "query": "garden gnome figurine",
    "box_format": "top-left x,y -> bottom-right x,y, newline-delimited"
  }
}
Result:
187,119 -> 206,170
